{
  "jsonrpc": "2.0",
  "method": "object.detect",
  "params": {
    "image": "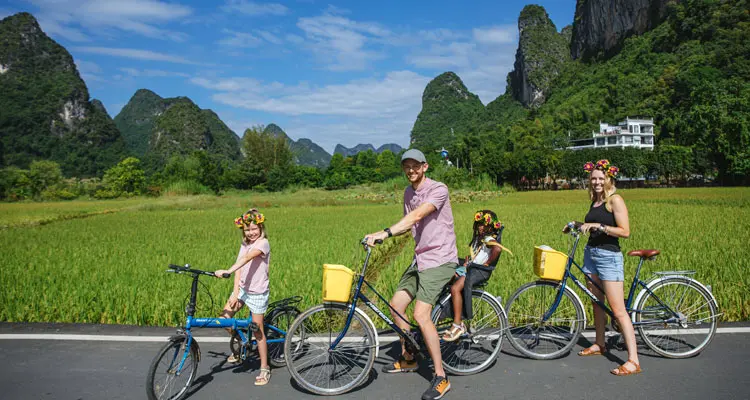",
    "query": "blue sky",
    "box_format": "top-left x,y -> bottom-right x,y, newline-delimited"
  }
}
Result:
1,0 -> 575,153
